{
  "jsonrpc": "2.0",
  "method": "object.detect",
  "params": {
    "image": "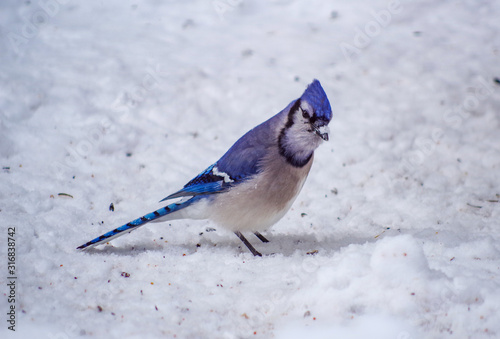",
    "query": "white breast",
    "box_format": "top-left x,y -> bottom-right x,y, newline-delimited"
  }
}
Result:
208,151 -> 314,232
